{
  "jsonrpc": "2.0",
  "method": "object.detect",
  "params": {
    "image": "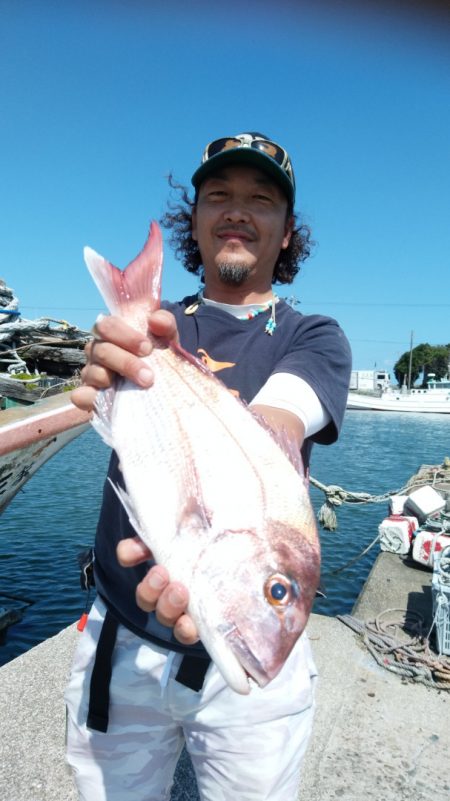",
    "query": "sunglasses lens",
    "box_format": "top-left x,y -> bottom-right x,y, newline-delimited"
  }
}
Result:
252,140 -> 285,165
206,138 -> 242,159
